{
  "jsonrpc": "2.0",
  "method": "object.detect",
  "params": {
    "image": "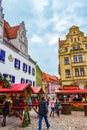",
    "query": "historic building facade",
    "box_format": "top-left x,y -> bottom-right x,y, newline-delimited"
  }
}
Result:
59,25 -> 87,89
42,72 -> 60,96
0,0 -> 36,86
